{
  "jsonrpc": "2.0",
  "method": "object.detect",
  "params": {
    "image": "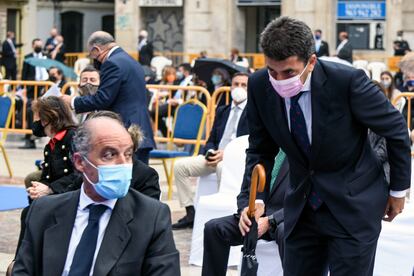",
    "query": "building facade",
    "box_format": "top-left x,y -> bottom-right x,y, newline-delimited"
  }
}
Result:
115,0 -> 414,61
2,0 -> 414,62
